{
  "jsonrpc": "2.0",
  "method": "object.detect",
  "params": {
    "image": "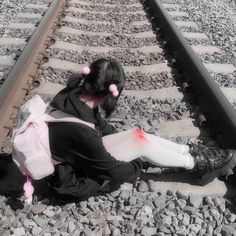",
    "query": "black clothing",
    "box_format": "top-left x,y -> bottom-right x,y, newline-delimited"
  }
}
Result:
48,88 -> 142,201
